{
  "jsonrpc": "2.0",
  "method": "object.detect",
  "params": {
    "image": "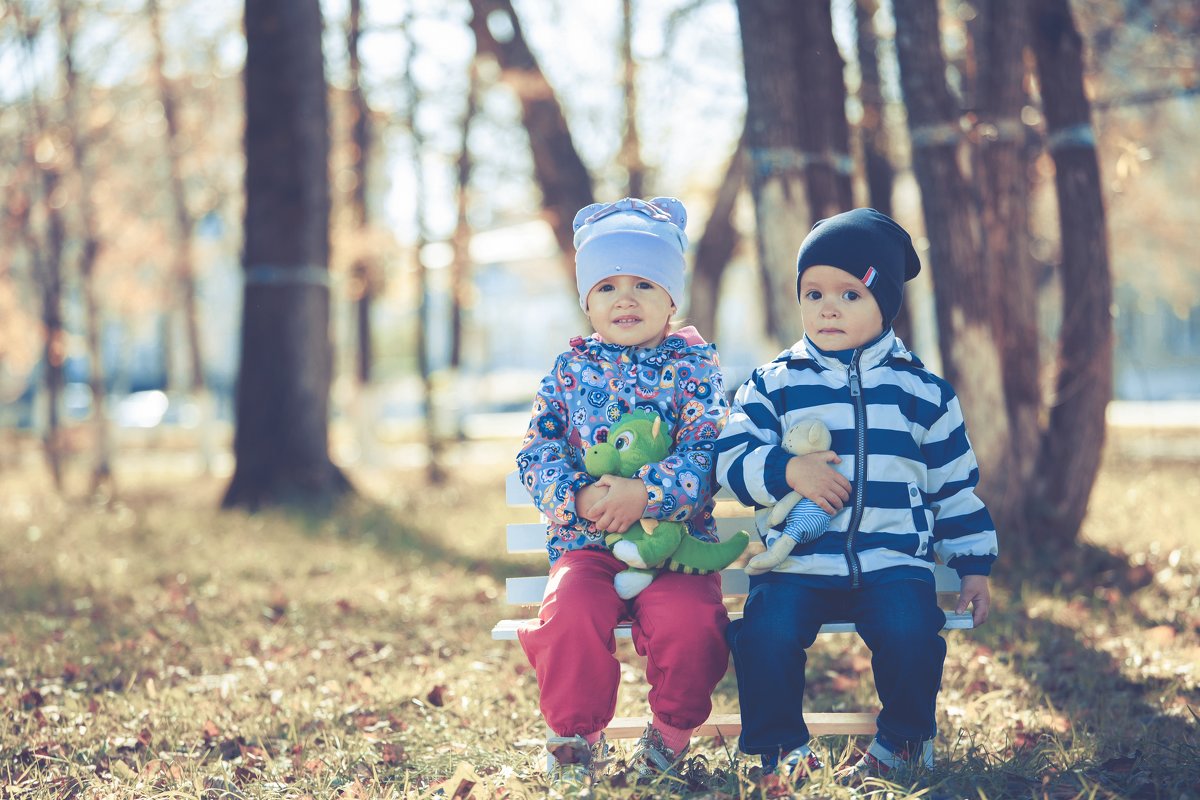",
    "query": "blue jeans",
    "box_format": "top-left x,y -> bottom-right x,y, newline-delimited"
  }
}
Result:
726,574 -> 947,756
